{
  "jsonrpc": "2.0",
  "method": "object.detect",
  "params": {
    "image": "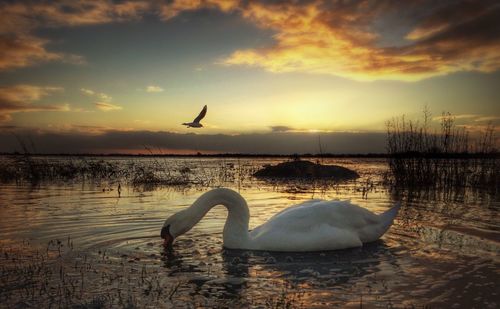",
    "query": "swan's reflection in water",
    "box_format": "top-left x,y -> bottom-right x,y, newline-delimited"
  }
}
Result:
160,239 -> 403,306
159,226 -> 498,308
